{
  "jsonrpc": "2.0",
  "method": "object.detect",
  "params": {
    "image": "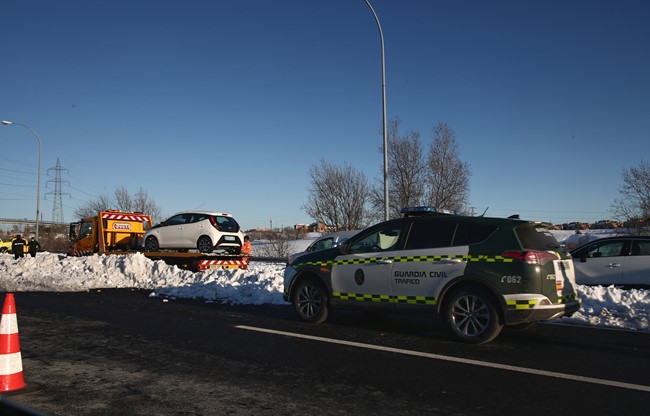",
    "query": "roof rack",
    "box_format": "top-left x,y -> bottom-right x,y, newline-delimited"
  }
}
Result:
400,206 -> 460,217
